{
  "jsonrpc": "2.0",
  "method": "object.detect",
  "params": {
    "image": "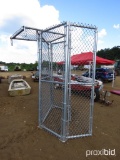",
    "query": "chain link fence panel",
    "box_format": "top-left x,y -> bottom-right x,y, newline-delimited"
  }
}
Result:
38,22 -> 98,142
10,22 -> 98,142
